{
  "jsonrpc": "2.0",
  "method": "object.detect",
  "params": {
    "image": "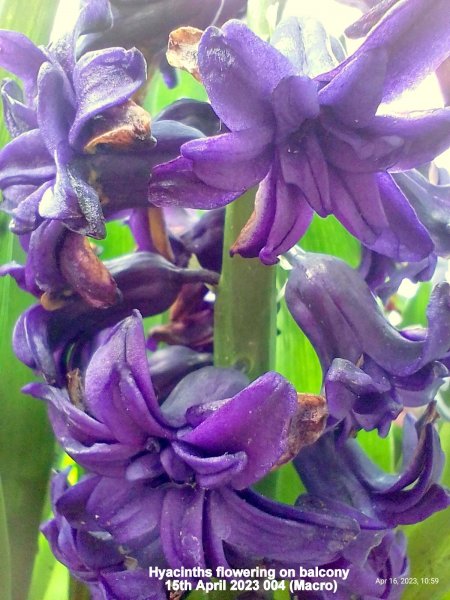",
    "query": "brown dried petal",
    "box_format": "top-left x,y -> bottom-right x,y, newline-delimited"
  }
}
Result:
60,232 -> 120,308
273,393 -> 328,469
148,206 -> 175,262
67,368 -> 85,410
84,100 -> 155,154
167,26 -> 203,82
